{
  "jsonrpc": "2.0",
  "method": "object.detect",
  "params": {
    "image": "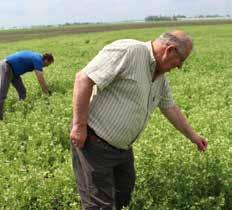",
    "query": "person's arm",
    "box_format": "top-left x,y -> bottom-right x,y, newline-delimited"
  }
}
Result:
34,70 -> 50,95
69,45 -> 129,148
70,70 -> 95,149
160,105 -> 208,151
